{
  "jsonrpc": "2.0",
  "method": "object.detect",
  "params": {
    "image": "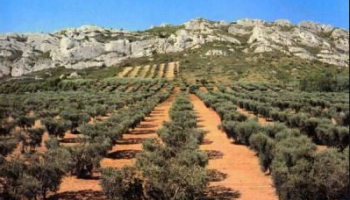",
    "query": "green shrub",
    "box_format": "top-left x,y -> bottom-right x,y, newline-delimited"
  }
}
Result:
271,136 -> 316,200
311,148 -> 349,200
101,167 -> 143,200
234,120 -> 262,145
249,132 -> 275,173
0,138 -> 17,156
